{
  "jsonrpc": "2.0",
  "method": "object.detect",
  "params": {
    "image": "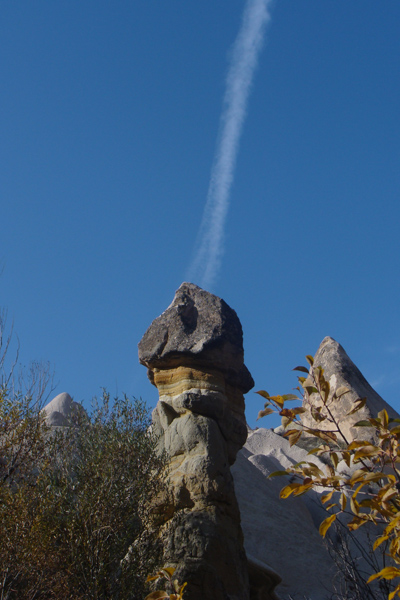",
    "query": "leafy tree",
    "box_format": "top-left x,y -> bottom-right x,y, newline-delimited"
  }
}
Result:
257,356 -> 400,600
0,390 -> 167,599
